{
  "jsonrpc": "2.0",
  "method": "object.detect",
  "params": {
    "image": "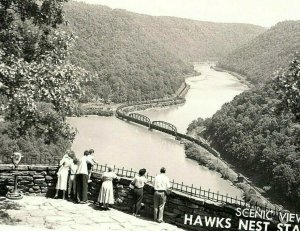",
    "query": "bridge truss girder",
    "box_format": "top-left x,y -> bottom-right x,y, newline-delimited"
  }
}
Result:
129,113 -> 151,124
152,121 -> 177,134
